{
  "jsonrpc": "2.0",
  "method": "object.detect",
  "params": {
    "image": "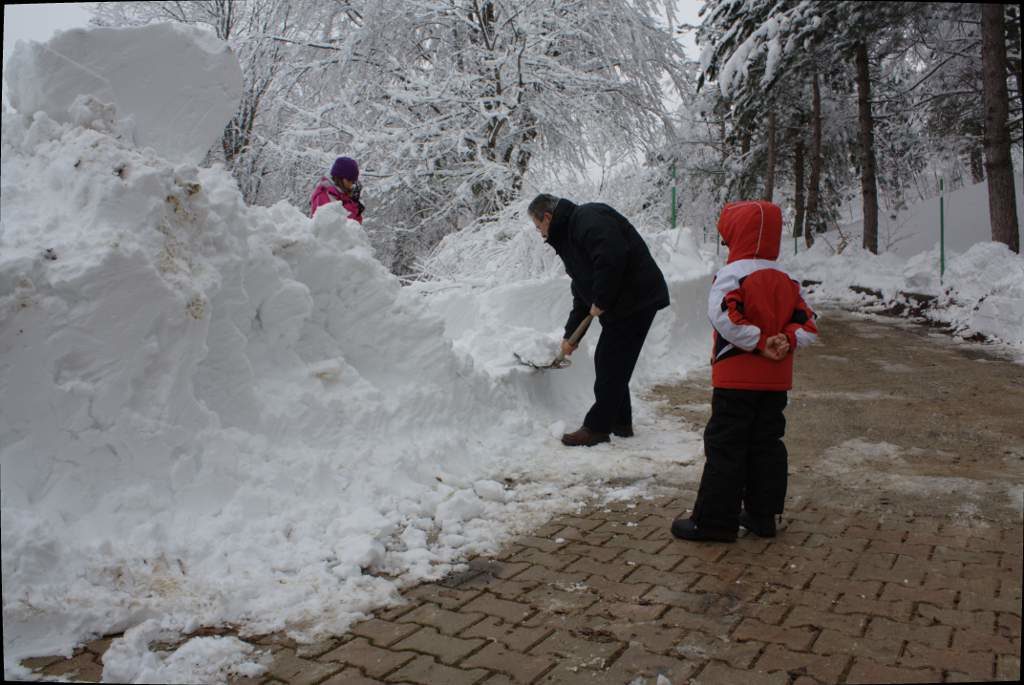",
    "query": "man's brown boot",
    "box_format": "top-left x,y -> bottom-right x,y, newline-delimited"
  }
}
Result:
561,426 -> 610,447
